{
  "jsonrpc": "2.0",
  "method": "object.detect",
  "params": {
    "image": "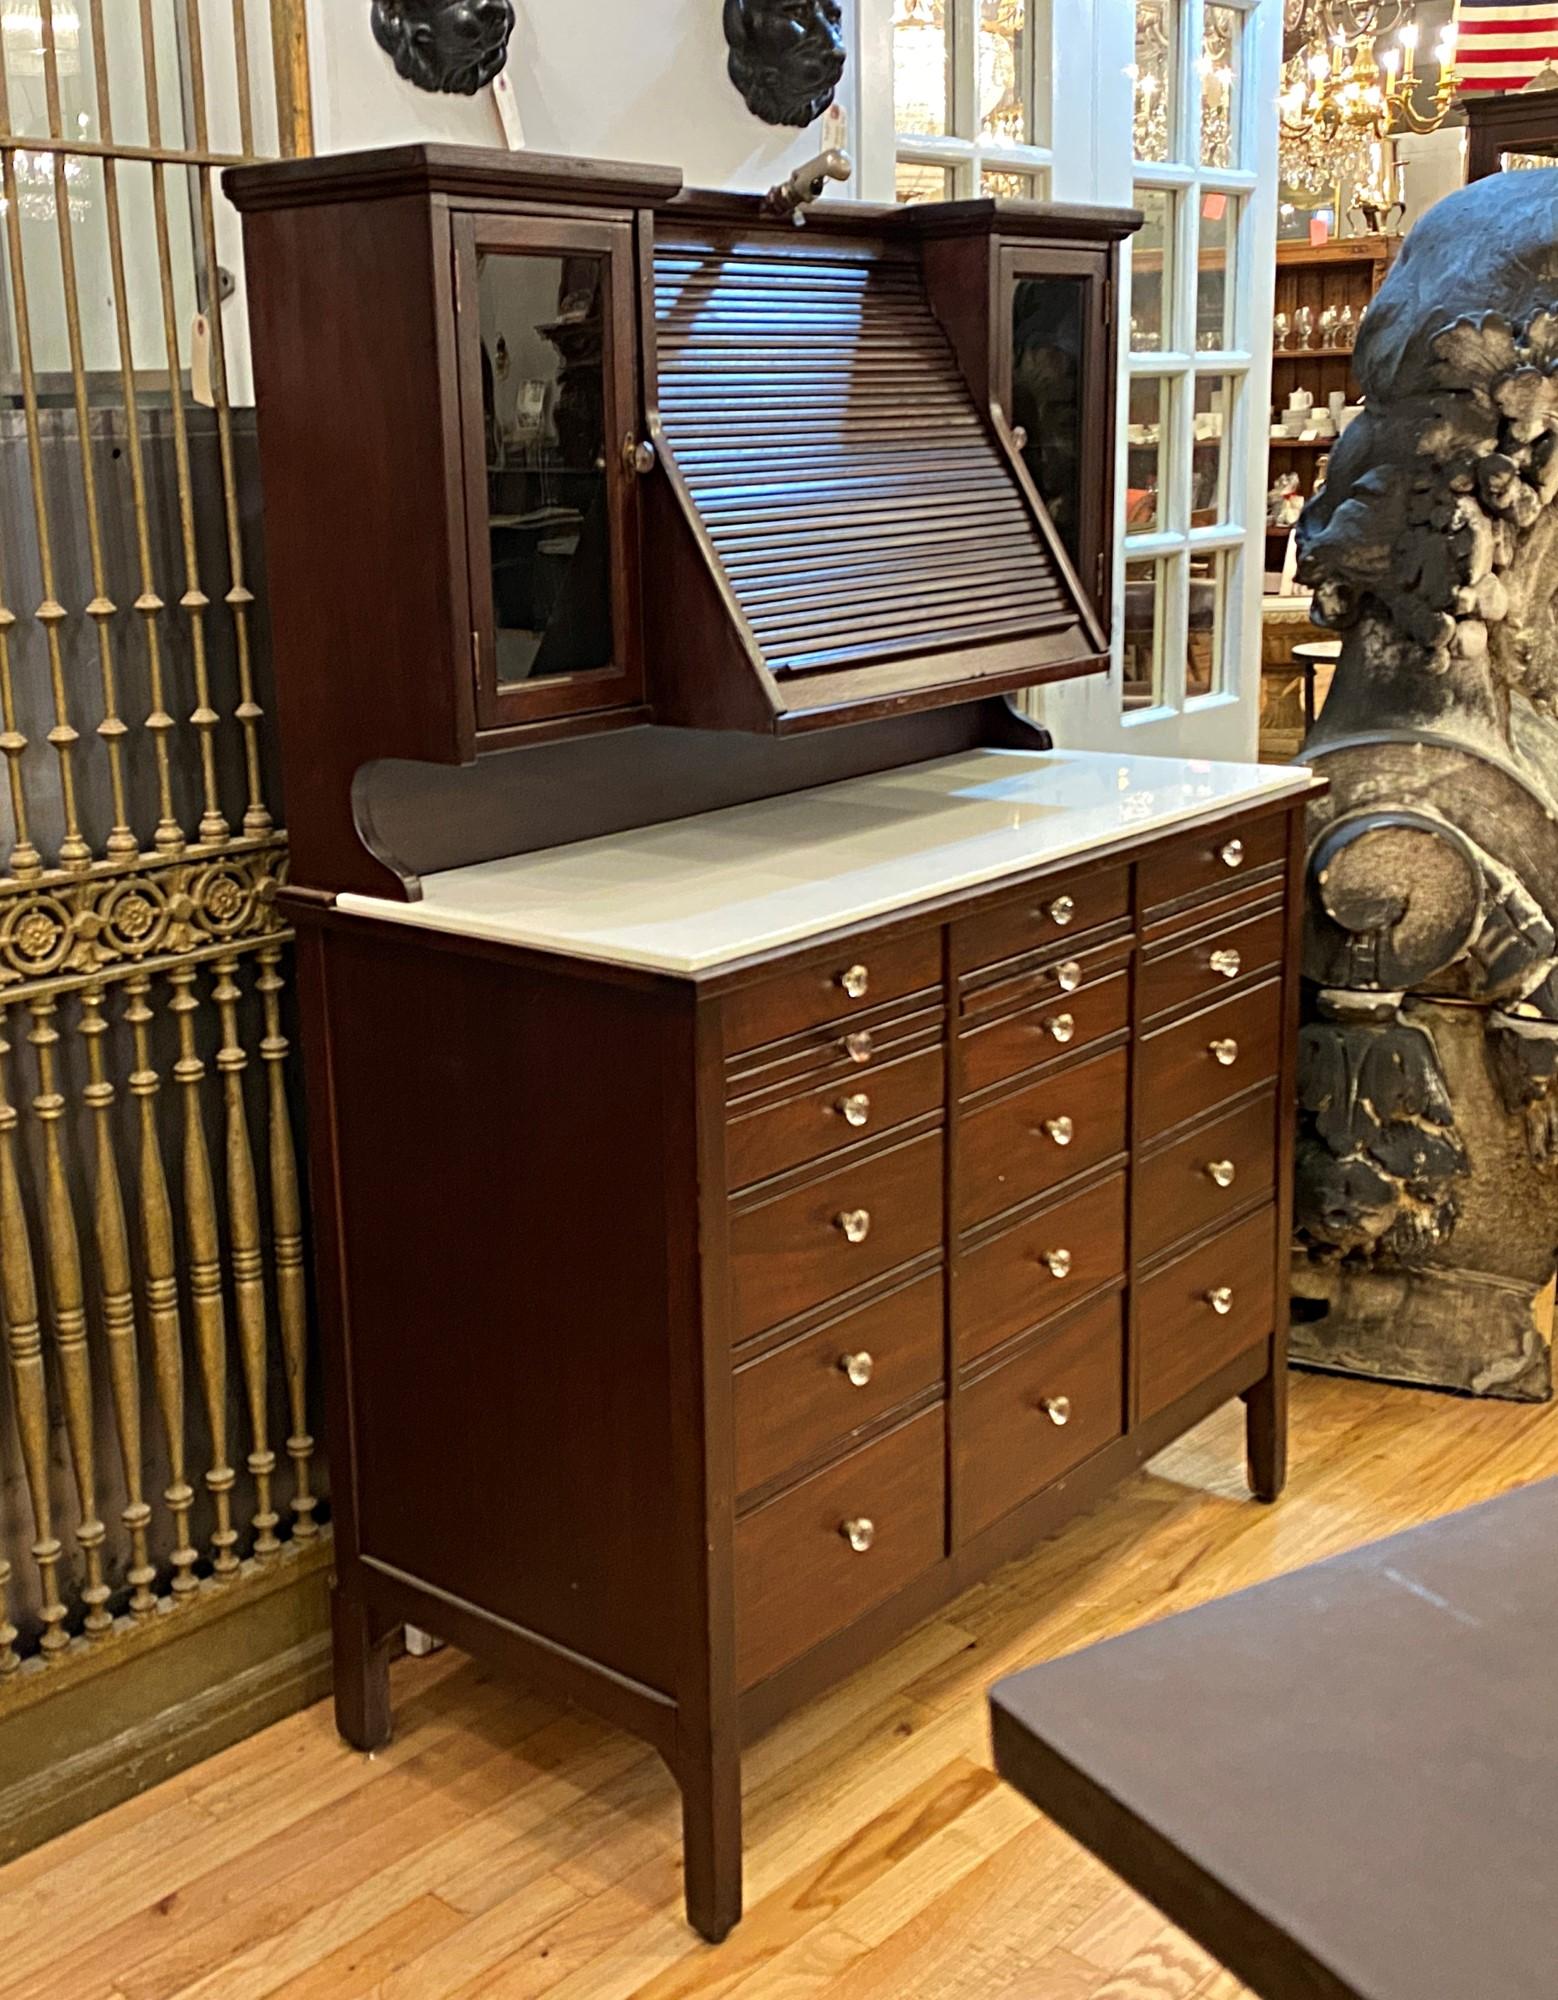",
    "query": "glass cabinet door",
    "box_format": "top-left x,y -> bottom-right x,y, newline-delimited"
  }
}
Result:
999,247 -> 1113,634
455,214 -> 642,731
